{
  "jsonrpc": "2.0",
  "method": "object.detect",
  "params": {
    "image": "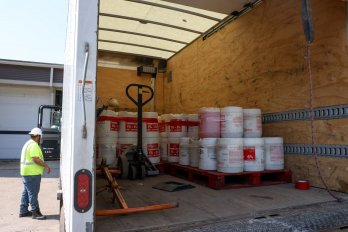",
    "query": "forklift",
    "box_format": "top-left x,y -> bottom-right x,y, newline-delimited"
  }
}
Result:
37,105 -> 62,160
